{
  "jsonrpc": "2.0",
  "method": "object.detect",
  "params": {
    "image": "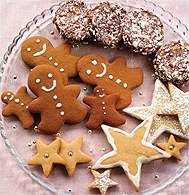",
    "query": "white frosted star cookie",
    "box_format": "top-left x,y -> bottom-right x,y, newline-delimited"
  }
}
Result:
123,79 -> 189,143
